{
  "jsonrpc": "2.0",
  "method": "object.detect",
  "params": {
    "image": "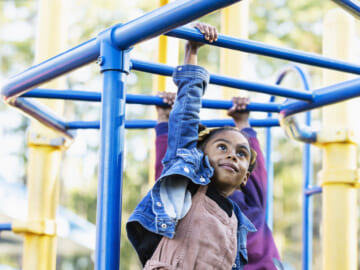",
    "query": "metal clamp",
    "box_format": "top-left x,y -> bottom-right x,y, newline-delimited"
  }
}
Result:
12,219 -> 57,236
